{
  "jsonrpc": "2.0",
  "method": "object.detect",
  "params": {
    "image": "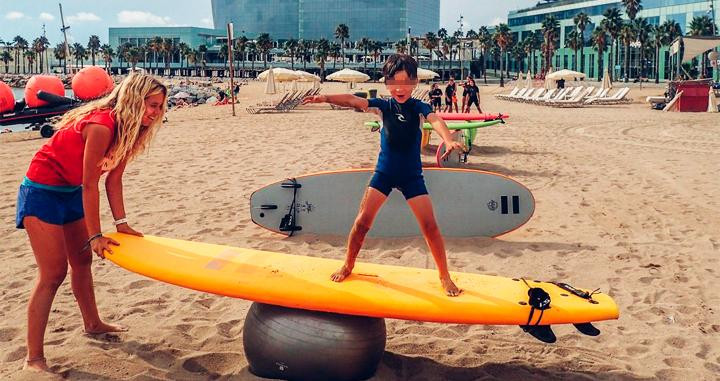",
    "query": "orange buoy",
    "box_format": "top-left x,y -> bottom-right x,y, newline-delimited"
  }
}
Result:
72,66 -> 114,101
25,75 -> 65,108
0,82 -> 15,113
